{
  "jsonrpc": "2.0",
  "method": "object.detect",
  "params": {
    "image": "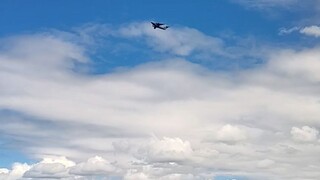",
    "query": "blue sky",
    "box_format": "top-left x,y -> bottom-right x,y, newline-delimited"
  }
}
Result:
1,1 -> 268,35
1,0 -> 320,180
